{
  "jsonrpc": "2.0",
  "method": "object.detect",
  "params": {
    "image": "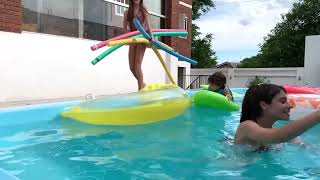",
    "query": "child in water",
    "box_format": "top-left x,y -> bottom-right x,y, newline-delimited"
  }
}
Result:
208,72 -> 233,101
